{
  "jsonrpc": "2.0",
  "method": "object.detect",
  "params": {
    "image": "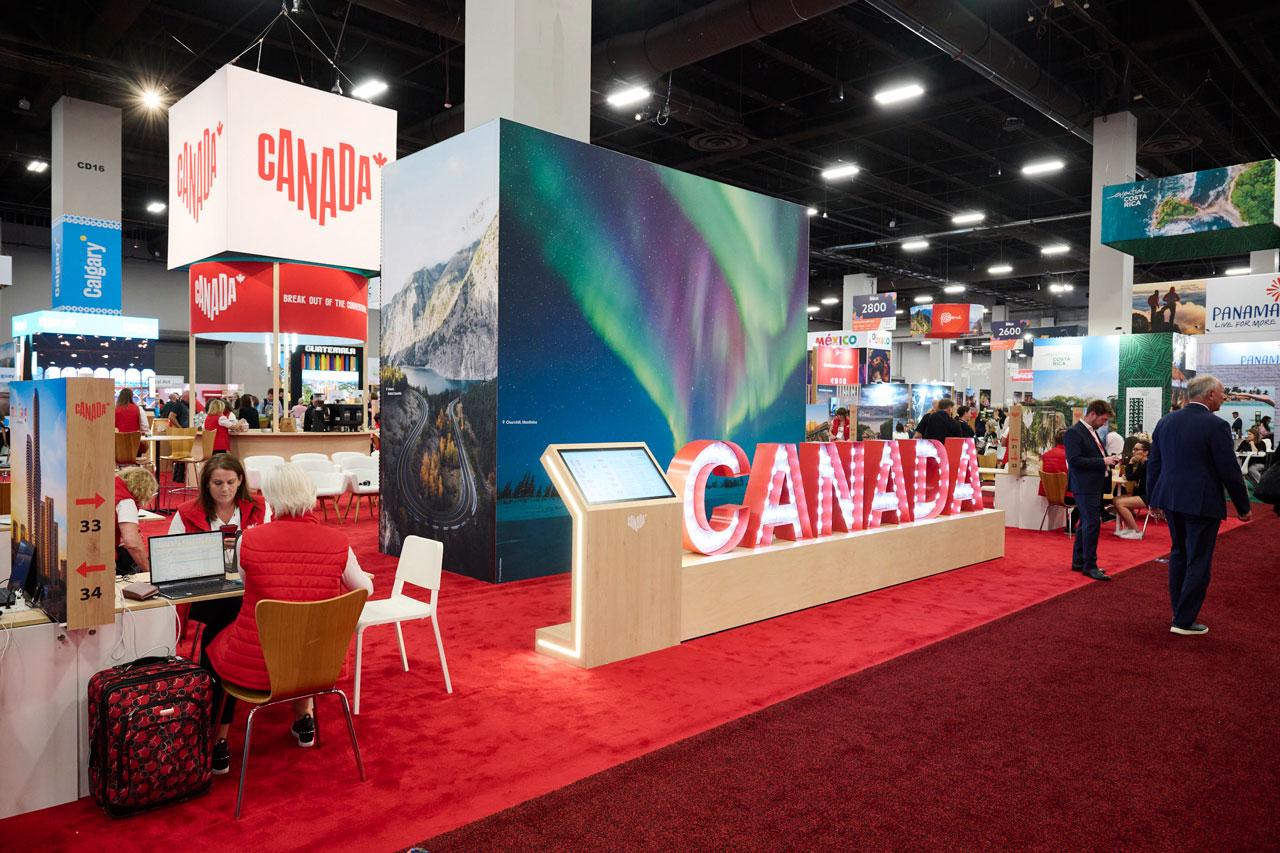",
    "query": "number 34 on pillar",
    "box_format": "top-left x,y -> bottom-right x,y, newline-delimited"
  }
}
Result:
666,438 -> 986,556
